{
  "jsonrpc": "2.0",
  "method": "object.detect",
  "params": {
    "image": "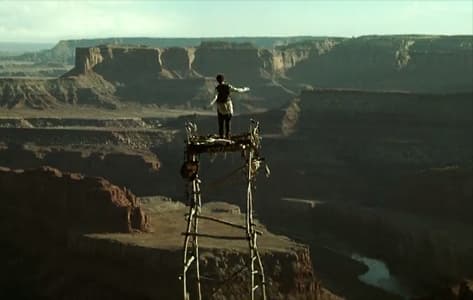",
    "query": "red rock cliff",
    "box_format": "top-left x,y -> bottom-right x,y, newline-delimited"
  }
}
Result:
0,166 -> 150,235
